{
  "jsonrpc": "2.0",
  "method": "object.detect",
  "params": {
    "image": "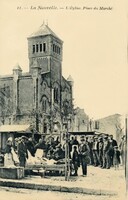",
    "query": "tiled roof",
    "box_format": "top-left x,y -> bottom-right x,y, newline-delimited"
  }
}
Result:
28,23 -> 62,41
